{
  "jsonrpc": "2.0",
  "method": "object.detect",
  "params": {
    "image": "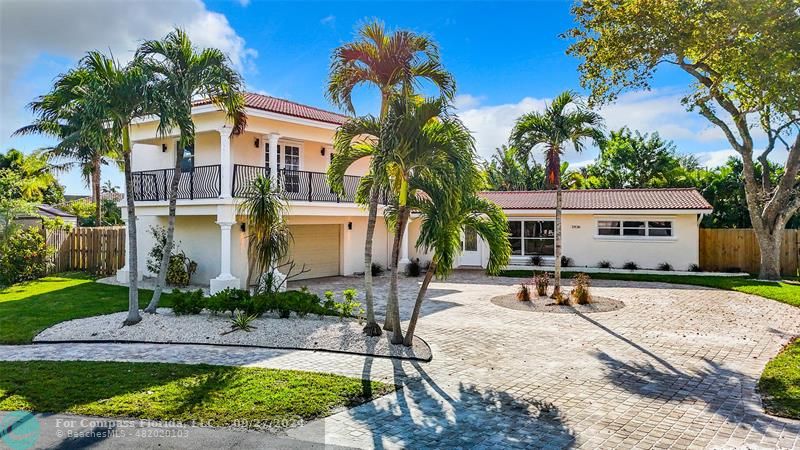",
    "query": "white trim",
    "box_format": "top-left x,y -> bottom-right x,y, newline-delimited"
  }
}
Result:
504,265 -> 749,277
131,104 -> 342,130
503,208 -> 712,215
593,217 -> 677,241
